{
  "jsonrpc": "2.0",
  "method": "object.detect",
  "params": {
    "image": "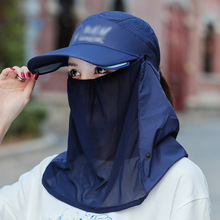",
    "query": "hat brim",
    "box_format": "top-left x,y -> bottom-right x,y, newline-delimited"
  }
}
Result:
27,44 -> 138,75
